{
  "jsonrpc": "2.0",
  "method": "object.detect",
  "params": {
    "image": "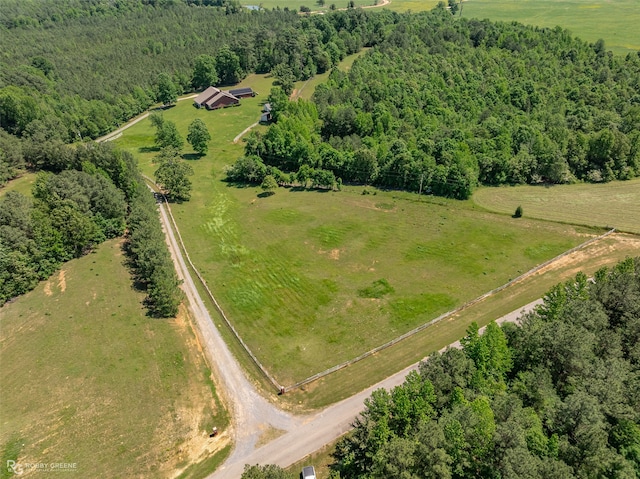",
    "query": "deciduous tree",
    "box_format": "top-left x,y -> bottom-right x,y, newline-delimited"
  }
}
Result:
153,148 -> 194,202
192,54 -> 219,90
156,72 -> 178,106
260,175 -> 278,195
215,46 -> 243,85
187,118 -> 211,155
